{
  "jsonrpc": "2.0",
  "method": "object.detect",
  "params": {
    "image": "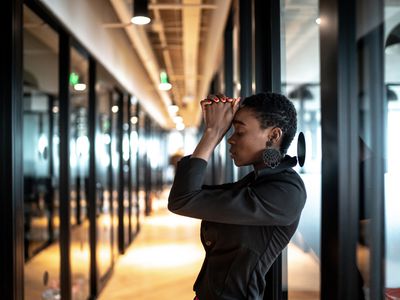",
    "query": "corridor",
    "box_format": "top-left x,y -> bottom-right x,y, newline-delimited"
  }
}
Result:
98,192 -> 204,300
